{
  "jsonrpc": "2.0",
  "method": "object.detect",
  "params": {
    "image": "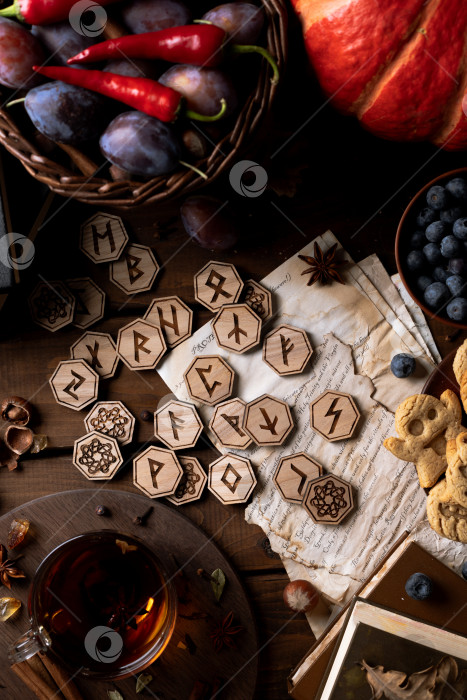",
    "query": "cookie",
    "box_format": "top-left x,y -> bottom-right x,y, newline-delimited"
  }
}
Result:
453,338 -> 467,385
445,432 -> 467,508
426,479 -> 467,543
383,390 -> 463,488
